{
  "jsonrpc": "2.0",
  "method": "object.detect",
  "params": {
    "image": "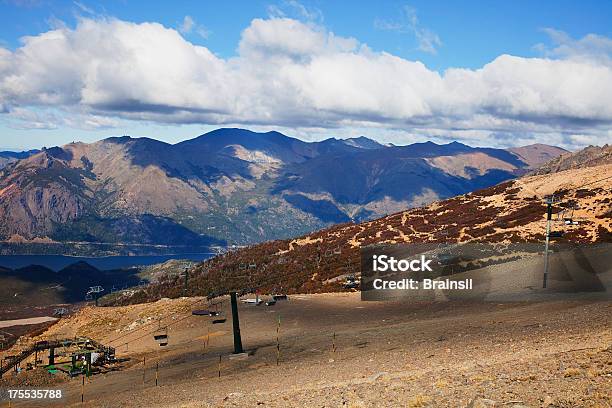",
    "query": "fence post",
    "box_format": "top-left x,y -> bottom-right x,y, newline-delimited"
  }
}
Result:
142,357 -> 146,385
218,354 -> 221,378
332,332 -> 336,353
276,315 -> 281,366
155,362 -> 159,386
